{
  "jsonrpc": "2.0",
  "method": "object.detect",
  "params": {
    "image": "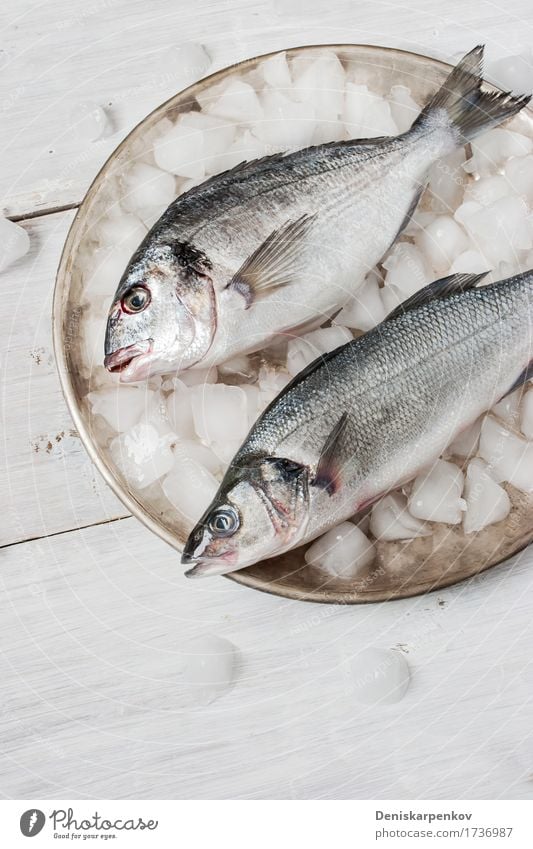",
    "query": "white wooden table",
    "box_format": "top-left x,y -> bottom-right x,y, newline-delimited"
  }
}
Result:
2,0 -> 533,800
